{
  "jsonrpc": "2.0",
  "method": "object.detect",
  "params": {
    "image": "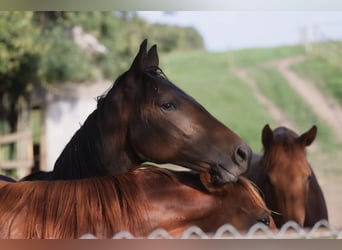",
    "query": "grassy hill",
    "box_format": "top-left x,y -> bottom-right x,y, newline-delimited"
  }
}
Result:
291,43 -> 342,104
2,43 -> 342,175
160,43 -> 342,157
